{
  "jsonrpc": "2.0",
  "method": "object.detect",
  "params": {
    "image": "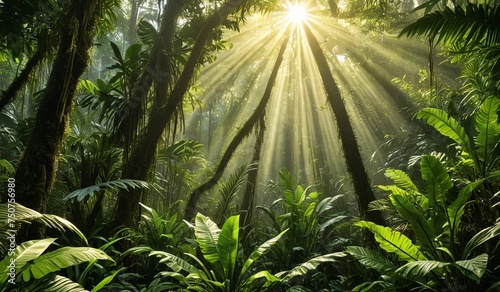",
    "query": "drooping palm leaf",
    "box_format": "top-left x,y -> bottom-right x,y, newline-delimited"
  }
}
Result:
278,252 -> 345,282
0,203 -> 87,245
0,238 -> 56,284
346,246 -> 397,275
355,221 -> 427,262
63,179 -> 149,202
400,3 -> 500,49
21,247 -> 113,281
